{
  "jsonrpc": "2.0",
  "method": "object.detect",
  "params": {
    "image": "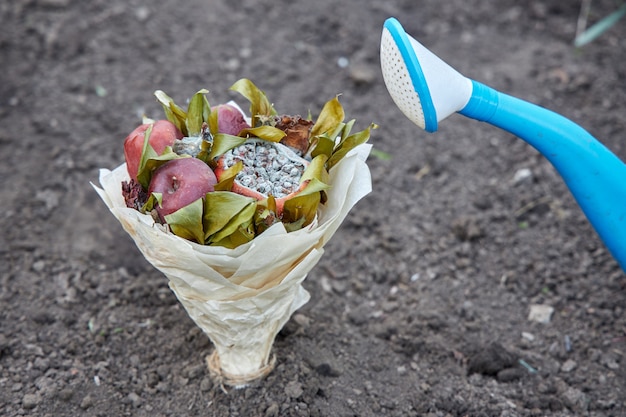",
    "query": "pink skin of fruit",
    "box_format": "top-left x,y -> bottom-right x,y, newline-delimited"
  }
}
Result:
213,104 -> 250,136
124,120 -> 184,181
148,158 -> 217,219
